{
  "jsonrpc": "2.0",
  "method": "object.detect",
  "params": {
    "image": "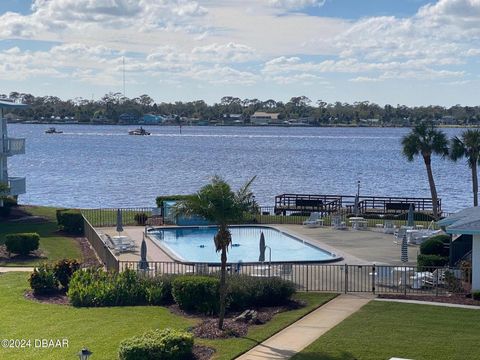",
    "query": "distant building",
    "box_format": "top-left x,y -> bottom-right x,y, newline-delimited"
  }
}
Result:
141,114 -> 165,124
222,114 -> 243,125
437,116 -> 457,125
0,99 -> 27,204
118,113 -> 138,124
250,112 -> 280,125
